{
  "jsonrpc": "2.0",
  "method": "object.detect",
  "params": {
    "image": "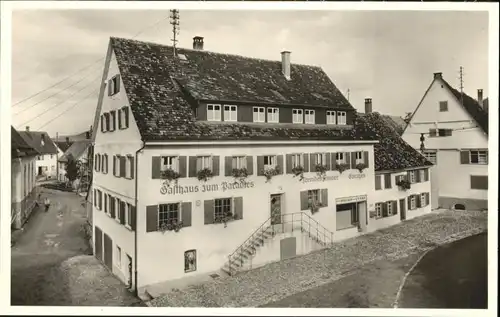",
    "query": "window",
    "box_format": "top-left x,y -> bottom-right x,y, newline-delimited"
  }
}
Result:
114,155 -> 120,176
470,151 -> 488,164
263,155 -> 277,170
159,203 -> 180,227
267,107 -> 279,123
116,246 -> 122,268
305,109 -> 315,124
184,250 -> 197,273
424,151 -> 437,165
161,156 -> 178,172
214,198 -> 232,223
315,153 -> 327,166
50,154 -> 53,159
232,156 -> 246,169
375,203 -> 382,217
291,154 -> 303,168
115,197 -> 120,218
420,193 -> 426,207
104,113 -> 110,131
224,105 -> 237,122
410,195 -> 416,210
438,129 -> 452,137
207,104 -> 221,121
127,203 -> 133,227
471,175 -> 488,190
355,151 -> 363,164
119,108 -> 129,129
196,156 -> 212,171
439,101 -> 448,112
326,111 -> 336,125
109,75 -> 120,96
125,156 -> 133,179
408,170 -> 416,183
104,194 -> 108,214
375,175 -> 382,190
419,169 -> 425,182
336,152 -> 345,164
387,202 -> 393,215
253,107 -> 265,122
292,109 -> 303,124
308,189 -> 322,205
337,111 -> 347,125
110,110 -> 116,131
